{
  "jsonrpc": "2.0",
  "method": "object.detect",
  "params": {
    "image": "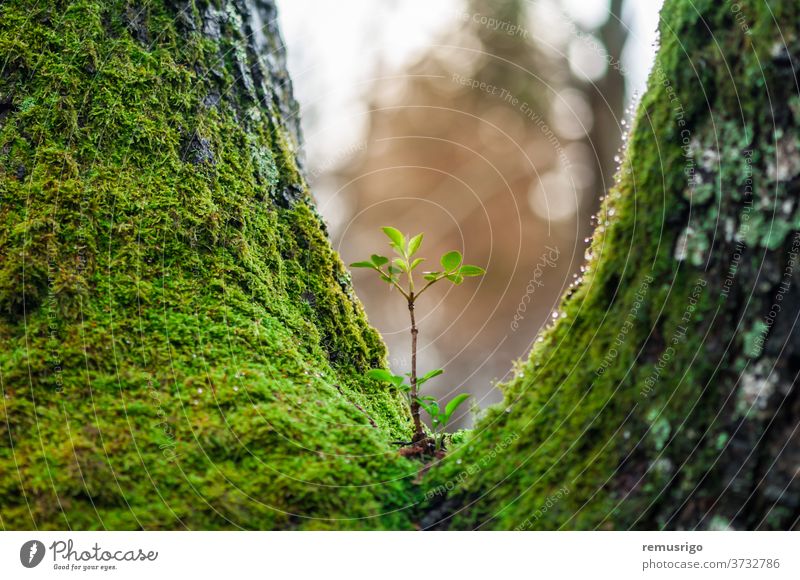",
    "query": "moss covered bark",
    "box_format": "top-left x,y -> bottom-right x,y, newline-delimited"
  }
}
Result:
0,0 -> 418,529
423,0 -> 800,530
3,0 -> 798,532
